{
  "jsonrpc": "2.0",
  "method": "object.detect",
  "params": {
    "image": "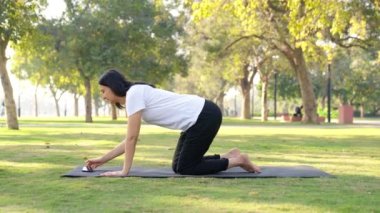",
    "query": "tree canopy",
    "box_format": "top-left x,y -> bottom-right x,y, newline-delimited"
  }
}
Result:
186,0 -> 380,122
12,0 -> 188,122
